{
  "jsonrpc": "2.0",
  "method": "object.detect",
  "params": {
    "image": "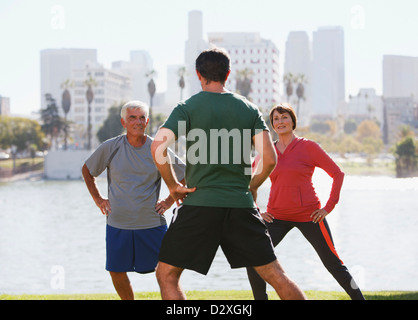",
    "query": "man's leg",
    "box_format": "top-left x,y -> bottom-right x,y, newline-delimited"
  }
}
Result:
254,260 -> 307,300
156,262 -> 186,300
109,271 -> 134,300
